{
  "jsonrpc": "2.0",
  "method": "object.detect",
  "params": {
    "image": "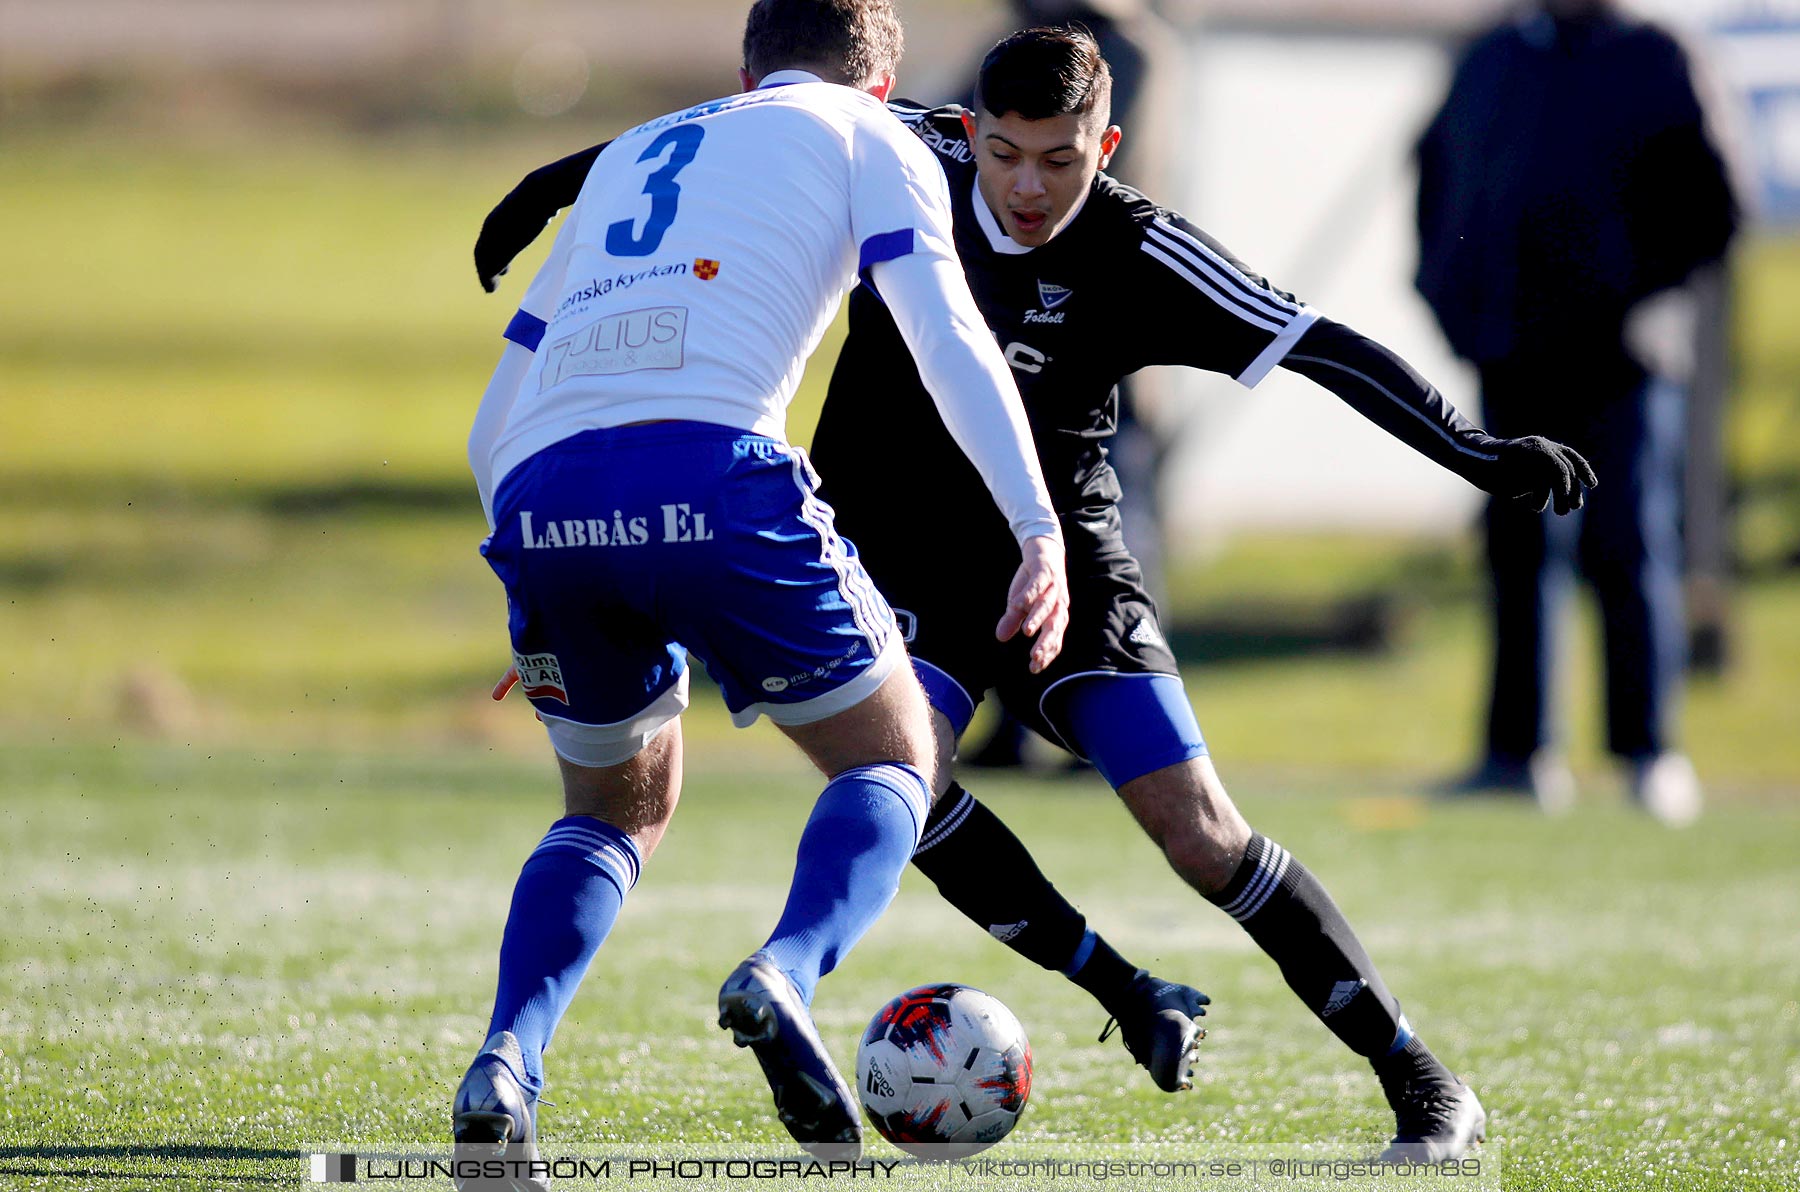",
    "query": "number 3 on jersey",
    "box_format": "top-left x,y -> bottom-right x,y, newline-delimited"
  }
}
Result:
606,125 -> 706,257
